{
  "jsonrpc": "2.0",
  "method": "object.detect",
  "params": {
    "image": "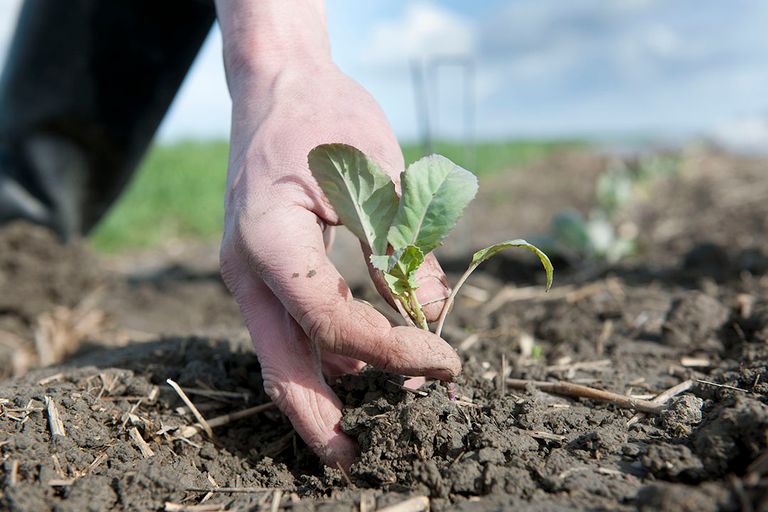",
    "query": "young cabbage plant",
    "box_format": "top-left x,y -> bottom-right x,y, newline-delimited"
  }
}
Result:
307,143 -> 553,337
